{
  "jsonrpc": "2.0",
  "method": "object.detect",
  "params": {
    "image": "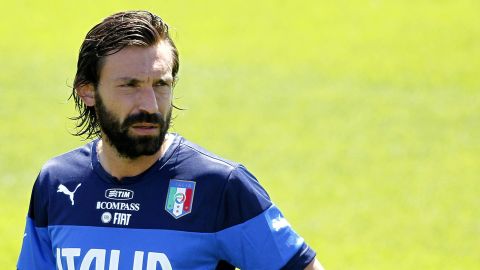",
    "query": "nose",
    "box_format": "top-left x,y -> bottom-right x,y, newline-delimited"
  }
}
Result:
137,87 -> 159,114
